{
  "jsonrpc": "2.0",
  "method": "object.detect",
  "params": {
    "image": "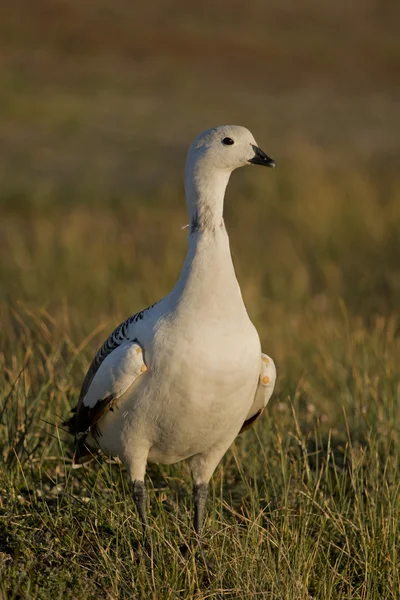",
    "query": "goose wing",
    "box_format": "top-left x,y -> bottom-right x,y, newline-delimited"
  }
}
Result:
239,353 -> 276,433
64,305 -> 155,437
